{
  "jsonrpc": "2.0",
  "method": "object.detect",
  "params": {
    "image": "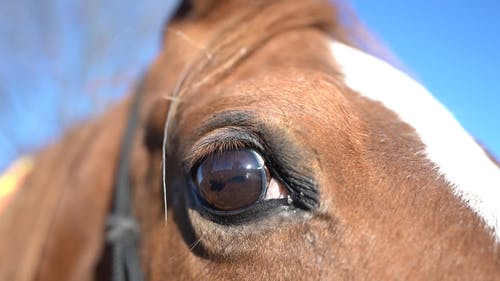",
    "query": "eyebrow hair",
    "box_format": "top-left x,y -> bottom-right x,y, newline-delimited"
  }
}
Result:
187,110 -> 320,211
